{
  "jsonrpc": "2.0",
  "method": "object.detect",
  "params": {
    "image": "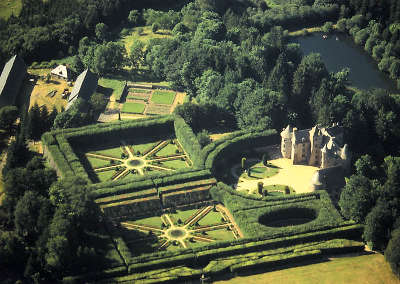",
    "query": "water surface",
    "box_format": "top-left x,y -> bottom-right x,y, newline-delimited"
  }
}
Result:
292,32 -> 398,92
